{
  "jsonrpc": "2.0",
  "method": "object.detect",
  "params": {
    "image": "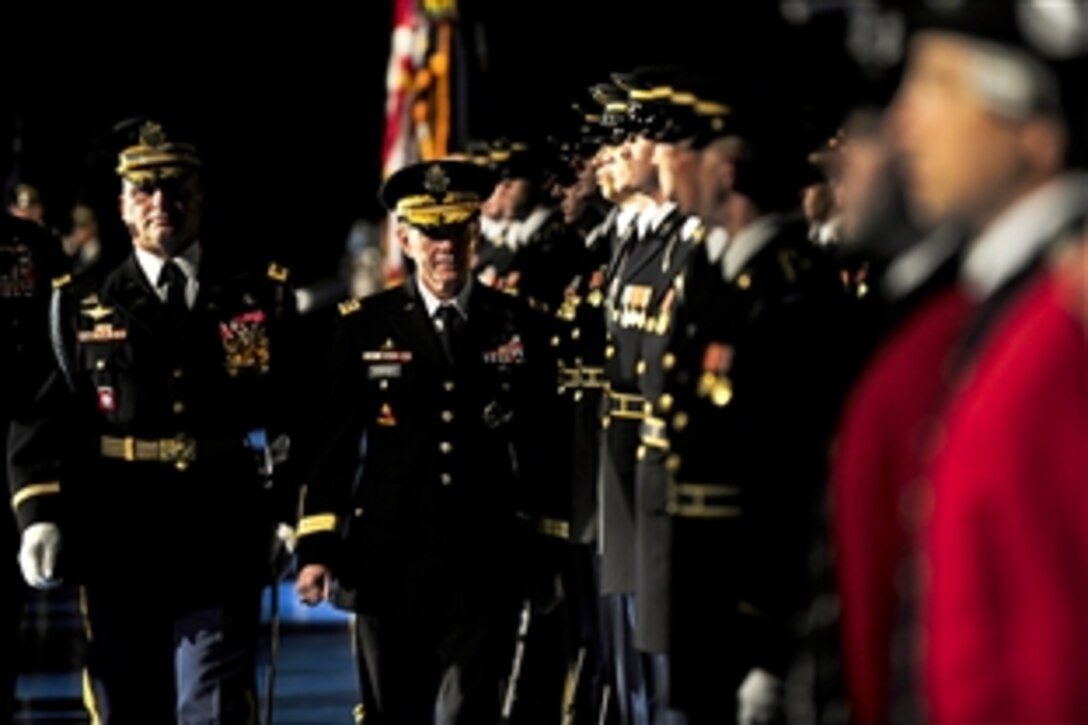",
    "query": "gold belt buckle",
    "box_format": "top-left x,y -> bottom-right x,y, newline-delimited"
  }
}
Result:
557,364 -> 579,392
582,367 -> 606,390
158,437 -> 196,472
